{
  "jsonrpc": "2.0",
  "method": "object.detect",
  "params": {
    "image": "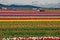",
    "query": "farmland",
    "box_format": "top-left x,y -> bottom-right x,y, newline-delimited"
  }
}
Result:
0,9 -> 60,38
0,21 -> 60,38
